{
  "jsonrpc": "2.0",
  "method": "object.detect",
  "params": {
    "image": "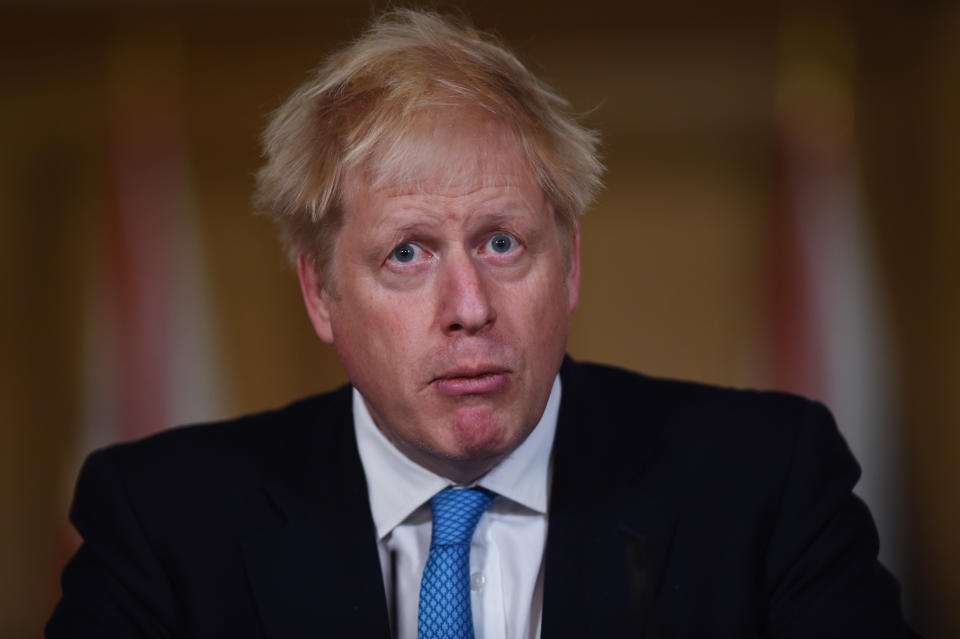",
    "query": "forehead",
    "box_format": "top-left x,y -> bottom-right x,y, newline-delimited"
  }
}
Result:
346,108 -> 539,202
